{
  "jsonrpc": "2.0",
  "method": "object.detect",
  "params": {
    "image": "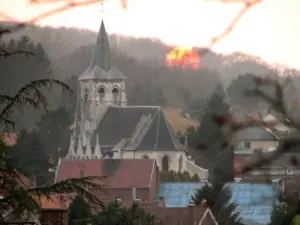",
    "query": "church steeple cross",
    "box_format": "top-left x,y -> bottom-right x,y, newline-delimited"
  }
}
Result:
100,0 -> 105,18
